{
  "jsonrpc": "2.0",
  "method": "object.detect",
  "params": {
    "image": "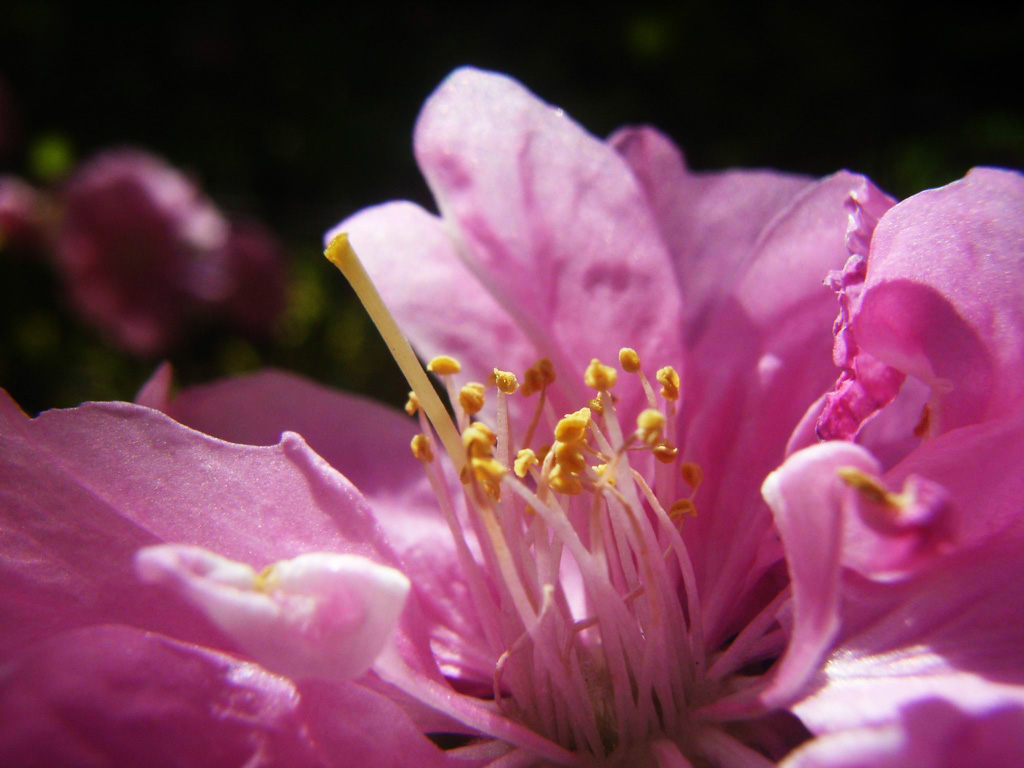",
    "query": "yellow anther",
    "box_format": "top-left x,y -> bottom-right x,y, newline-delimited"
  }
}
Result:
521,367 -> 545,397
404,391 -> 421,416
548,464 -> 583,496
471,421 -> 497,446
471,457 -> 506,500
837,466 -> 900,506
472,456 -> 507,483
668,498 -> 698,522
458,382 -> 486,415
653,442 -> 679,464
588,397 -> 604,415
619,347 -> 642,374
913,403 -> 931,438
681,462 -> 704,491
584,359 -> 618,391
253,563 -> 281,592
410,433 -> 434,463
427,355 -> 462,376
536,444 -> 552,465
493,368 -> 519,395
553,440 -> 587,474
514,448 -> 538,478
463,425 -> 495,459
554,407 -> 591,443
536,358 -> 555,385
656,366 -> 680,401
637,408 -> 666,446
593,463 -> 616,486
